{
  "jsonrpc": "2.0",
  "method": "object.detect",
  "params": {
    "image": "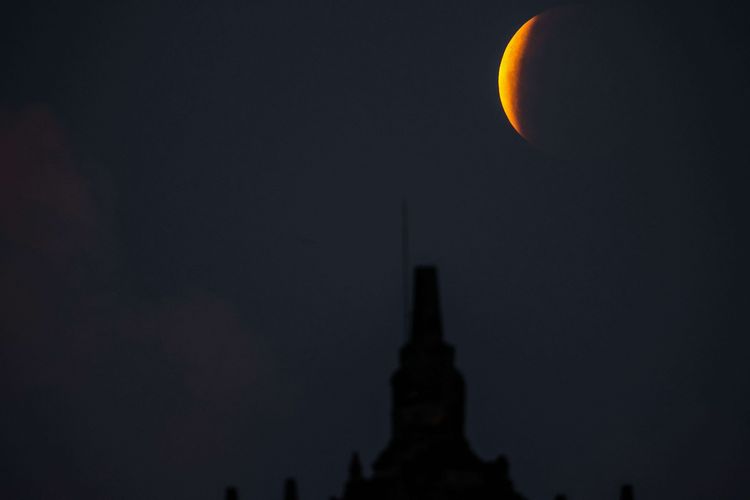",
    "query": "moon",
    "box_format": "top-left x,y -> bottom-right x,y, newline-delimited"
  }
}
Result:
498,15 -> 538,140
496,6 -> 644,158
497,7 -> 582,150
